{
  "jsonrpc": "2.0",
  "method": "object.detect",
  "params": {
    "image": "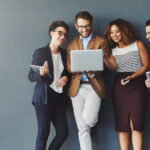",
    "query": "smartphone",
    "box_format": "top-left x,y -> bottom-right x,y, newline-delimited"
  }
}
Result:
122,79 -> 129,85
146,71 -> 150,79
145,71 -> 150,91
